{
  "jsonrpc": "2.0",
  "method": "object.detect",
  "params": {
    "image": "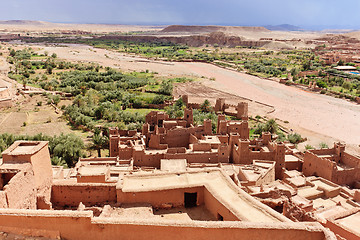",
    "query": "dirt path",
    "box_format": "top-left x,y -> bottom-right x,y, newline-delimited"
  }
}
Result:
22,43 -> 360,154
